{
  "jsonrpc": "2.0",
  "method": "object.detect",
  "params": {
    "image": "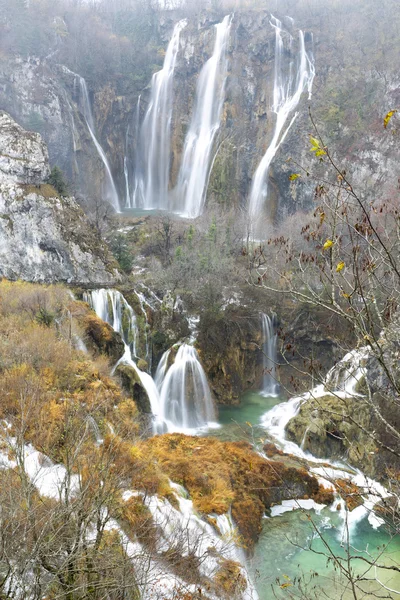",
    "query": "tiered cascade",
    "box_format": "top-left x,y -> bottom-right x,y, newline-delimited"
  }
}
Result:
85,290 -> 216,433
